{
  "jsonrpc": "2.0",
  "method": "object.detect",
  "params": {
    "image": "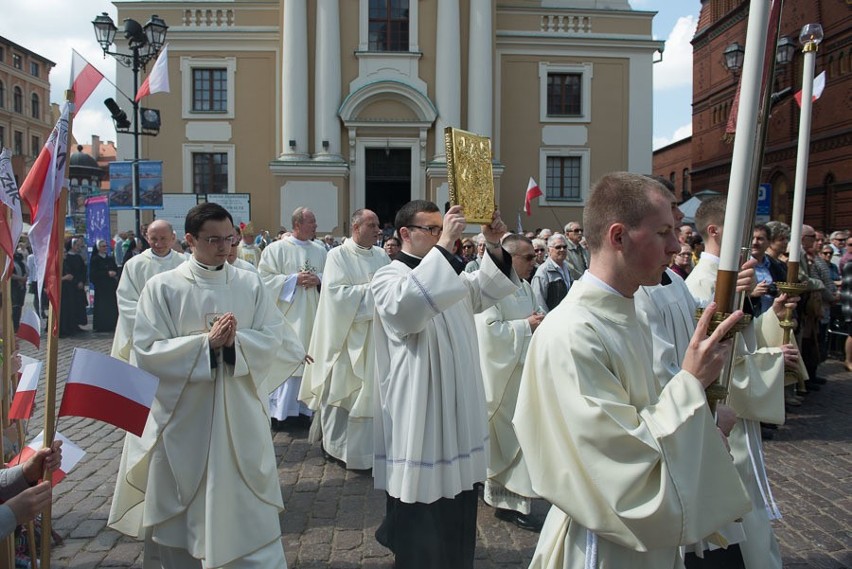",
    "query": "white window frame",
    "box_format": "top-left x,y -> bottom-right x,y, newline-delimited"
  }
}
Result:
359,0 -> 419,53
539,62 -> 593,124
181,57 -> 236,119
182,143 -> 236,194
538,147 -> 591,207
